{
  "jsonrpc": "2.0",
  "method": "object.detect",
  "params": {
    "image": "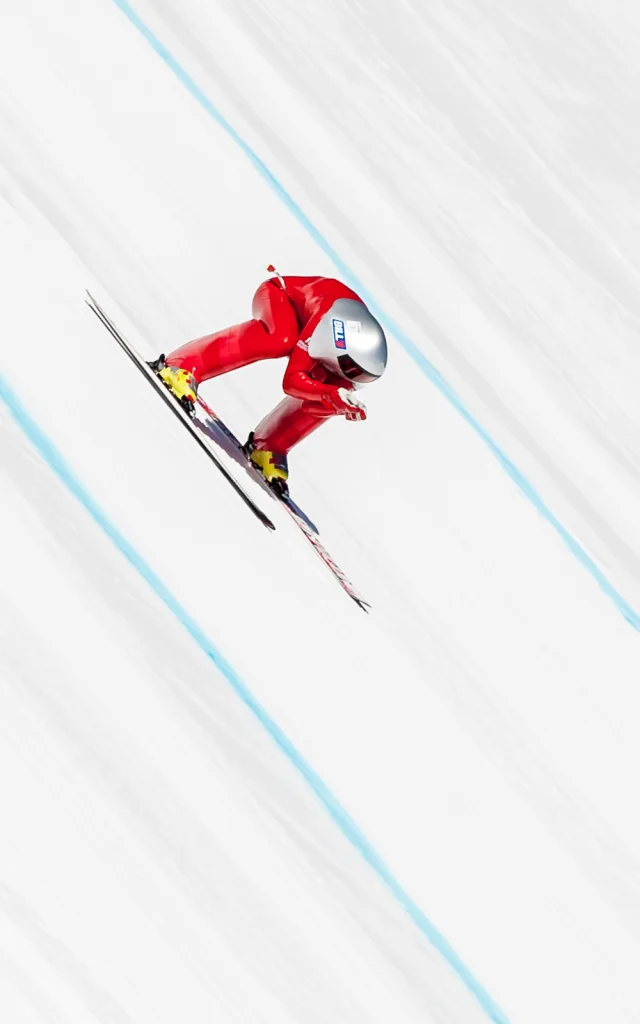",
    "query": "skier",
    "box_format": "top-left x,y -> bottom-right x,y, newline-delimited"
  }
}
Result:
152,269 -> 388,490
